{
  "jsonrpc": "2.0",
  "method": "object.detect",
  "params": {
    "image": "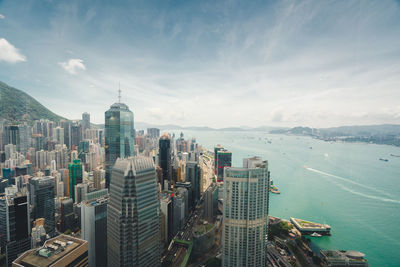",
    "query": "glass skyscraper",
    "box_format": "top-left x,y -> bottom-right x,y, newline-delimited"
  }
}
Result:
107,156 -> 161,267
104,102 -> 135,189
222,156 -> 270,267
